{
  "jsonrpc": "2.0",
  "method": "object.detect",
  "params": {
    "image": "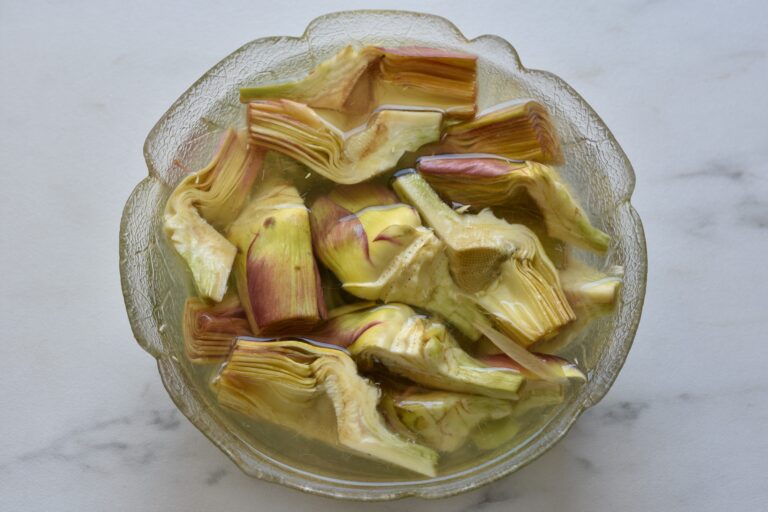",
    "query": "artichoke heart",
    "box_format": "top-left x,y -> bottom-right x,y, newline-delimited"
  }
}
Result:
310,183 -> 490,340
315,303 -> 523,399
240,45 -> 477,119
247,99 -> 442,184
213,338 -> 438,476
393,171 -> 575,346
418,156 -> 610,252
164,129 -> 263,301
182,292 -> 252,363
436,100 -> 563,164
227,177 -> 326,335
381,385 -> 514,452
